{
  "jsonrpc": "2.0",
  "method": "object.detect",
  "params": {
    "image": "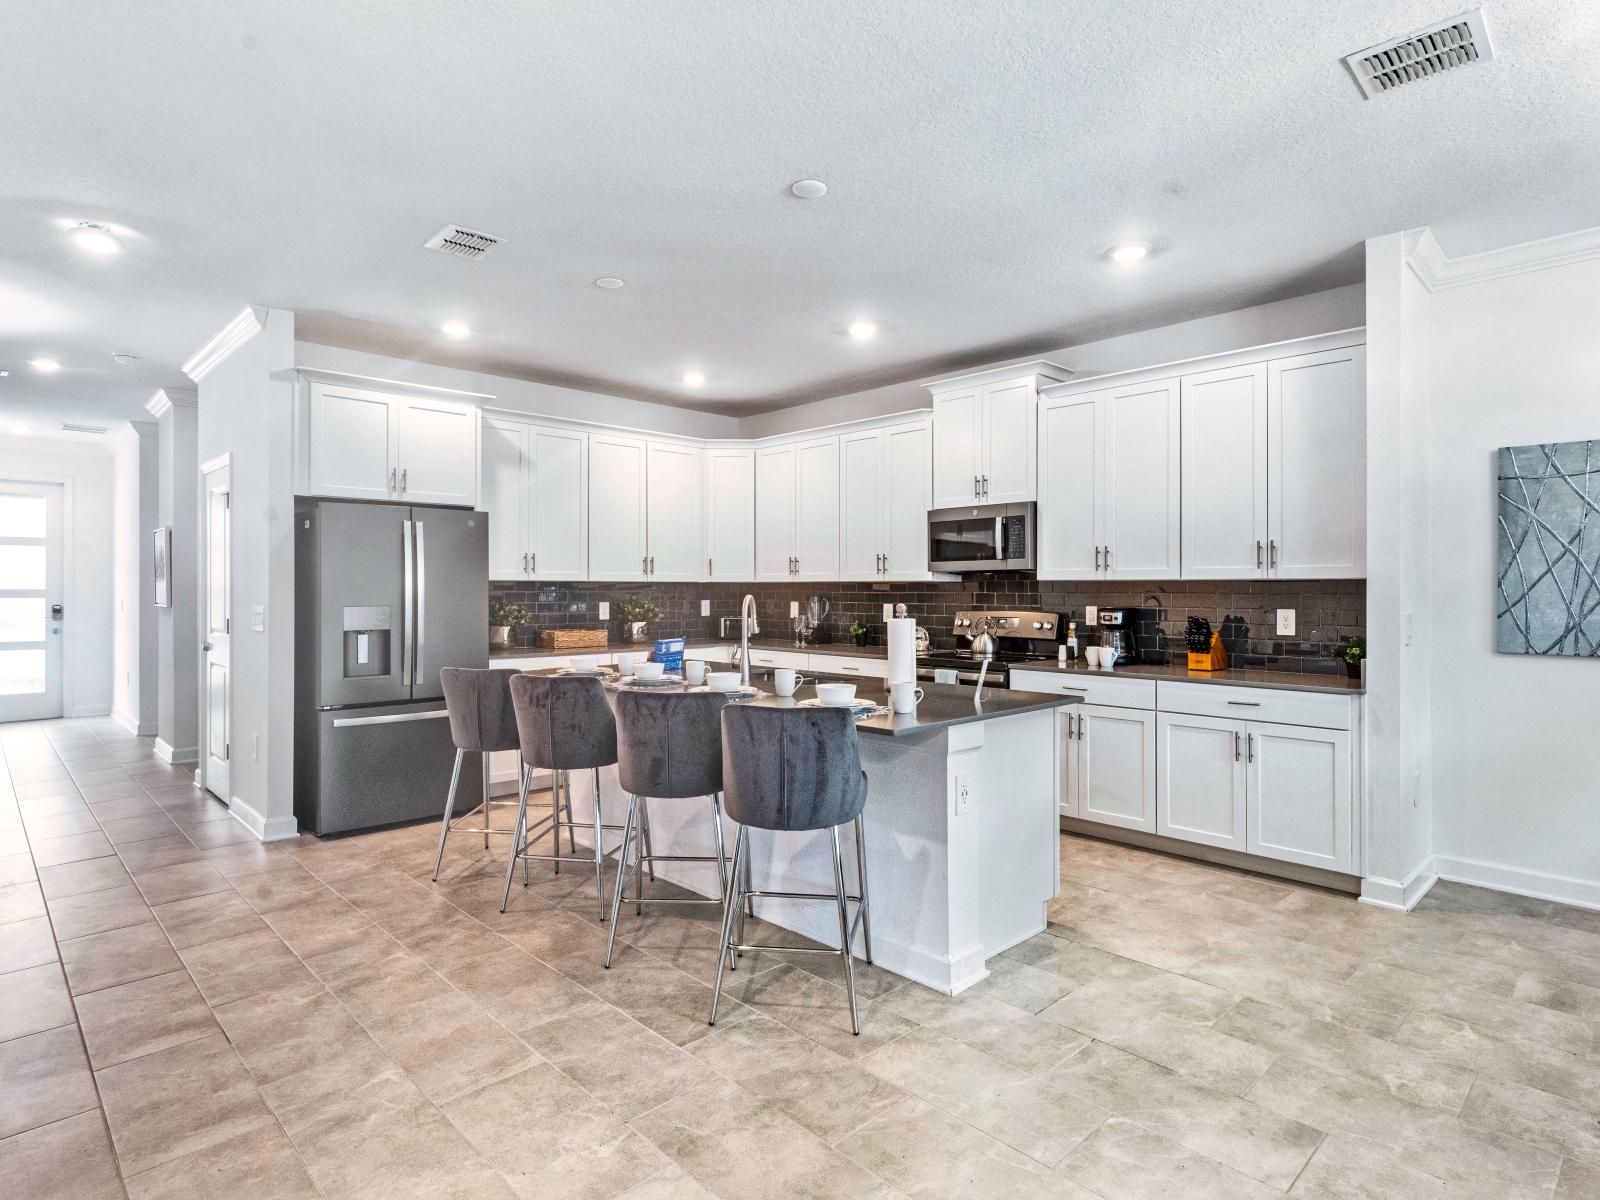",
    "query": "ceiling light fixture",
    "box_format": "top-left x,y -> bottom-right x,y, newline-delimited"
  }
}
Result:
790,179 -> 828,199
70,222 -> 120,255
594,277 -> 625,289
1108,241 -> 1151,264
29,357 -> 60,373
680,370 -> 707,388
10,424 -> 27,436
846,319 -> 880,342
440,320 -> 472,339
